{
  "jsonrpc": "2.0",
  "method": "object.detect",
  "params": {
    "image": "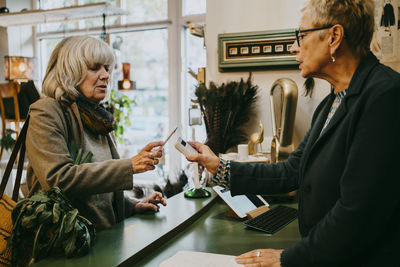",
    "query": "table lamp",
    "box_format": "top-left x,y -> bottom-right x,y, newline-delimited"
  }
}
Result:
118,62 -> 136,90
4,56 -> 37,82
